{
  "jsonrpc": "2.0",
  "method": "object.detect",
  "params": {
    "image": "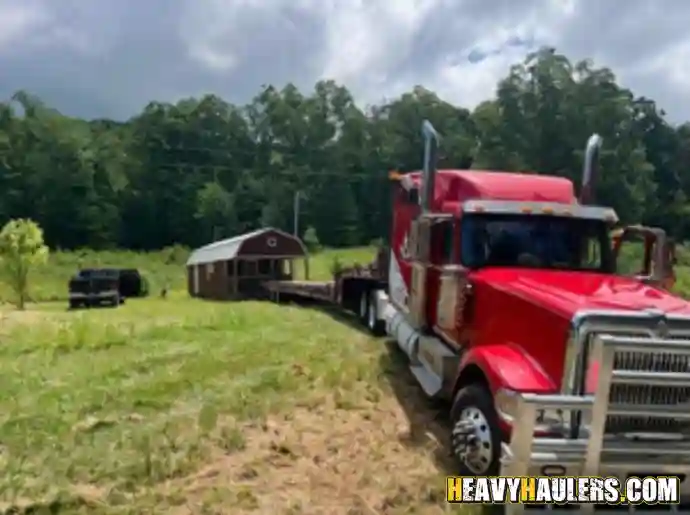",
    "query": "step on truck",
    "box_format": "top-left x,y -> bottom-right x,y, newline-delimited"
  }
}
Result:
265,121 -> 690,512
